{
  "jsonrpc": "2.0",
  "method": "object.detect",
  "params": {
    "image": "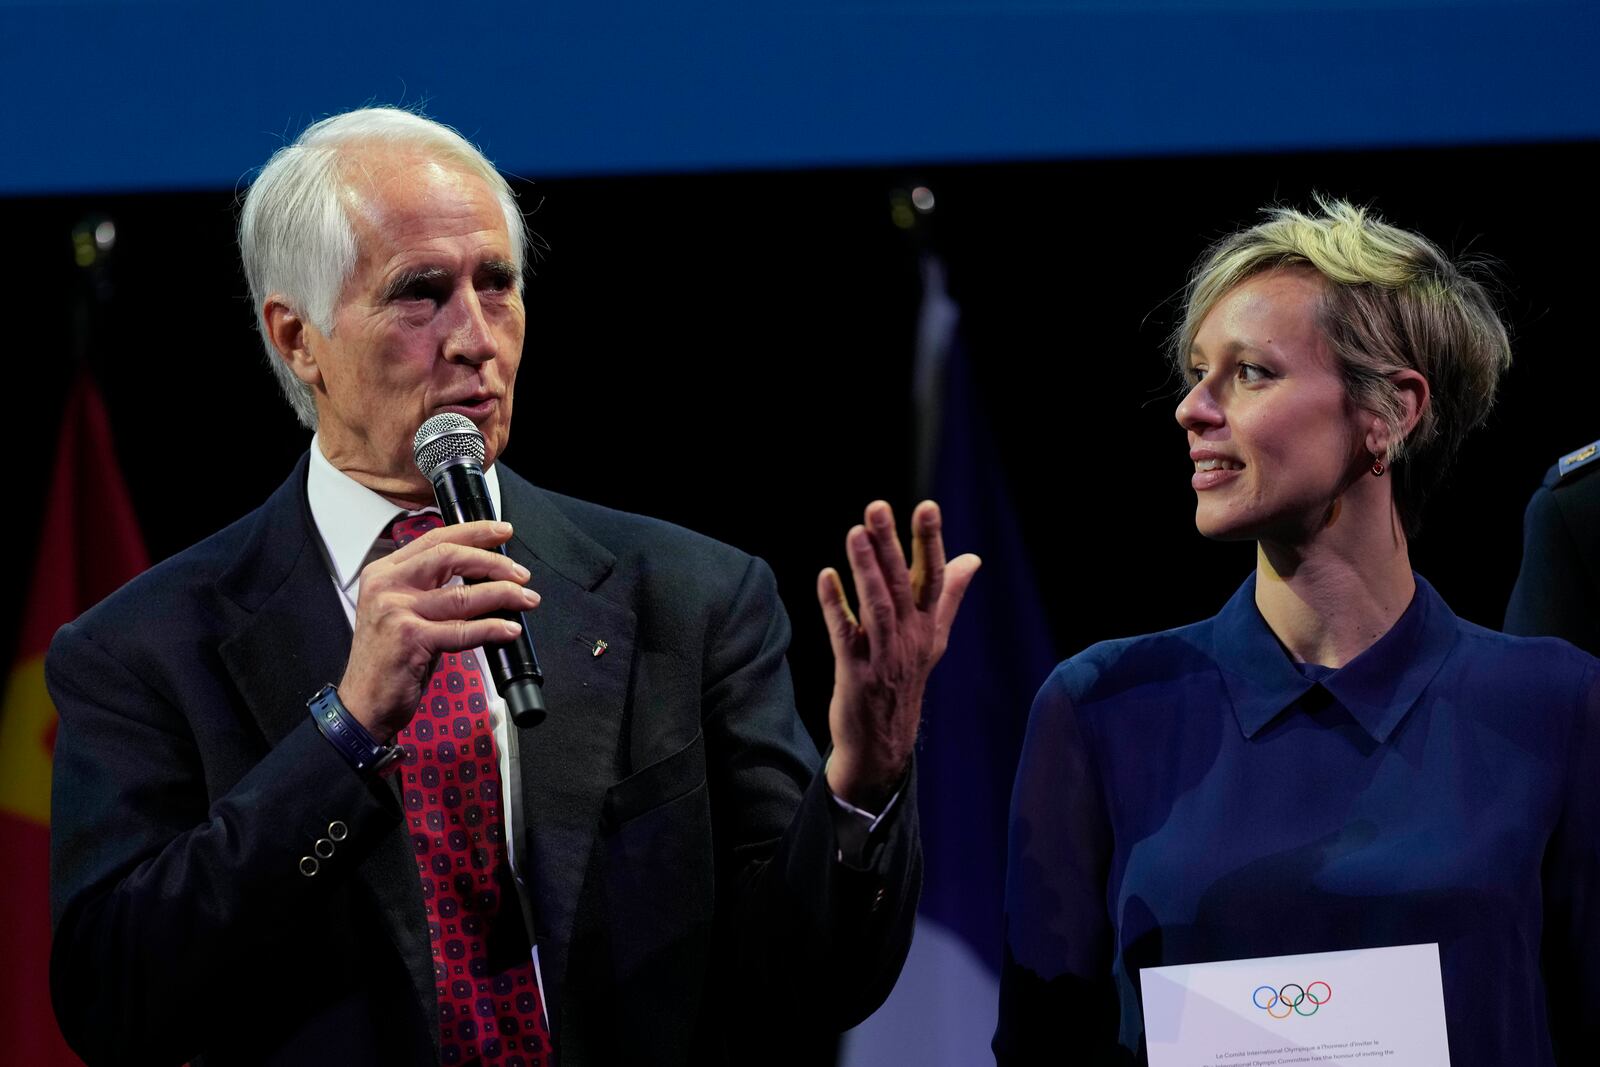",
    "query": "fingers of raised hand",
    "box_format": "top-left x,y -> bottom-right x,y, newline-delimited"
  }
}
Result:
816,567 -> 861,656
909,500 -> 947,612
846,524 -> 896,649
864,501 -> 915,615
931,553 -> 982,653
